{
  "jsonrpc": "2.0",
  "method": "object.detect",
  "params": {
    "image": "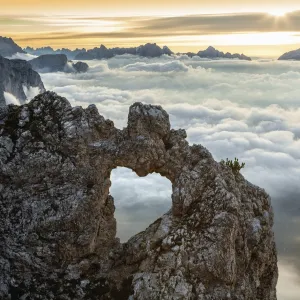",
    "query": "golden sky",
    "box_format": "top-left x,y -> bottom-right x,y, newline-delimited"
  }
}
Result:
1,0 -> 300,57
